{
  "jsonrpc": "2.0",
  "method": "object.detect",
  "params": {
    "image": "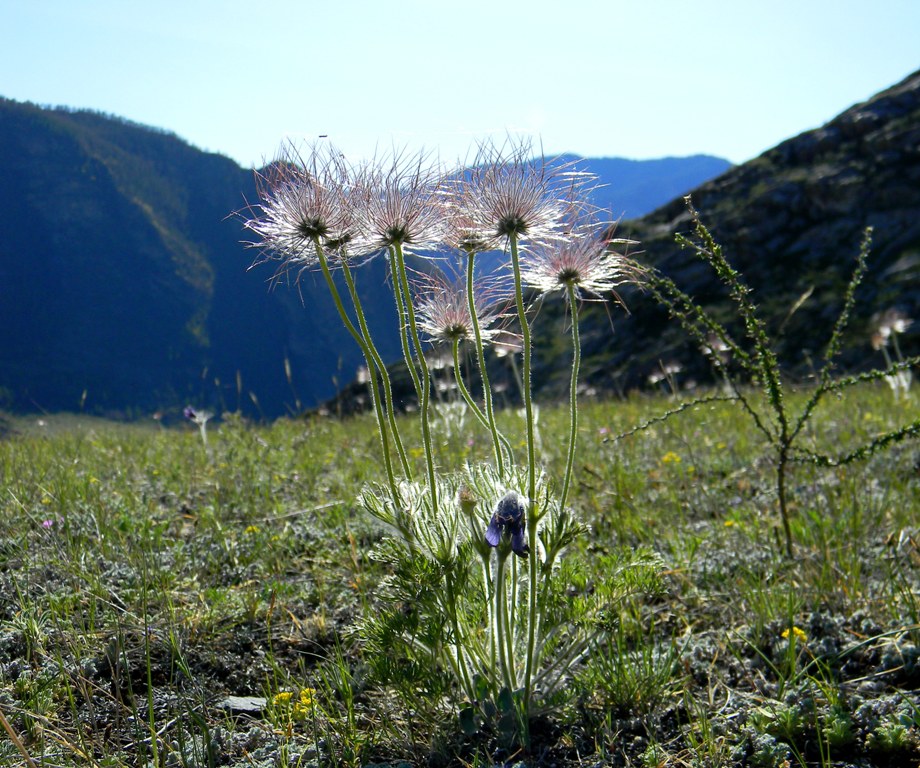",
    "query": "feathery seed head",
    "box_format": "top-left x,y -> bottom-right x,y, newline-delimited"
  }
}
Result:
456,139 -> 591,245
414,267 -> 509,345
520,223 -> 642,299
243,142 -> 355,269
354,150 -> 446,256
